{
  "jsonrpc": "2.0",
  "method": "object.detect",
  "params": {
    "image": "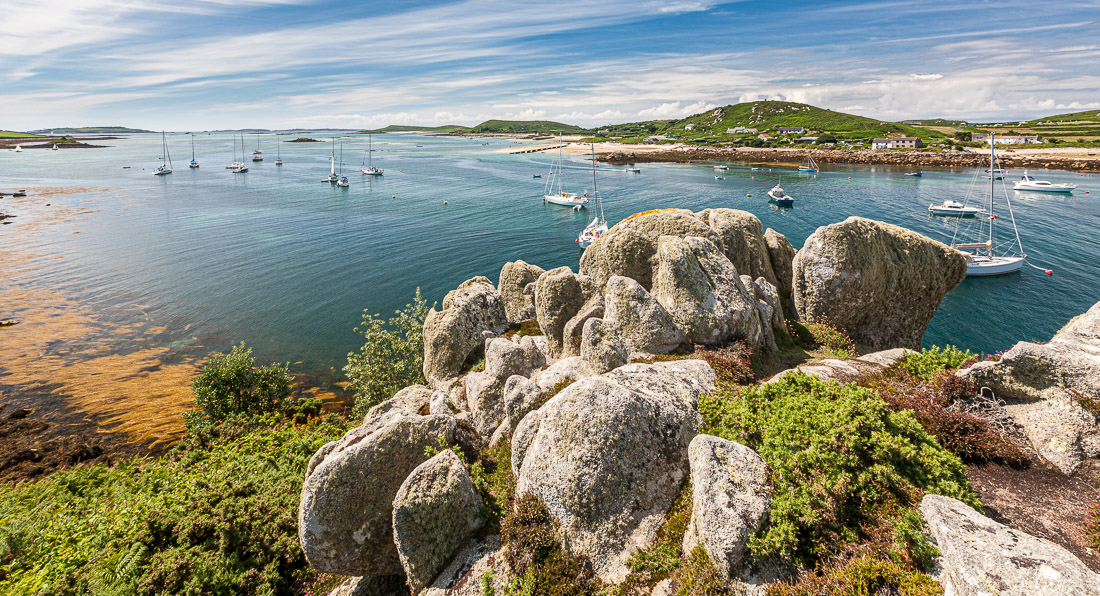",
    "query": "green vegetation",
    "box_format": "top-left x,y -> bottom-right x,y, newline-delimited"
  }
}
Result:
469,120 -> 586,134
805,321 -> 857,358
344,289 -> 431,418
0,131 -> 42,138
897,345 -> 976,381
699,372 -> 977,565
28,127 -> 153,134
1027,109 -> 1100,124
497,494 -> 603,595
1085,501 -> 1100,549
